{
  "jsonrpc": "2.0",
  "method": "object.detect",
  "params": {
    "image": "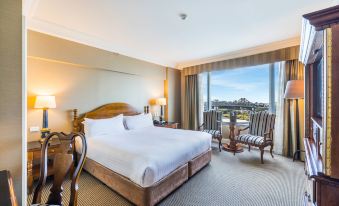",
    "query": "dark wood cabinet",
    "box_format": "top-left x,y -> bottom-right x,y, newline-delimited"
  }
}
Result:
0,170 -> 18,206
299,5 -> 339,206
